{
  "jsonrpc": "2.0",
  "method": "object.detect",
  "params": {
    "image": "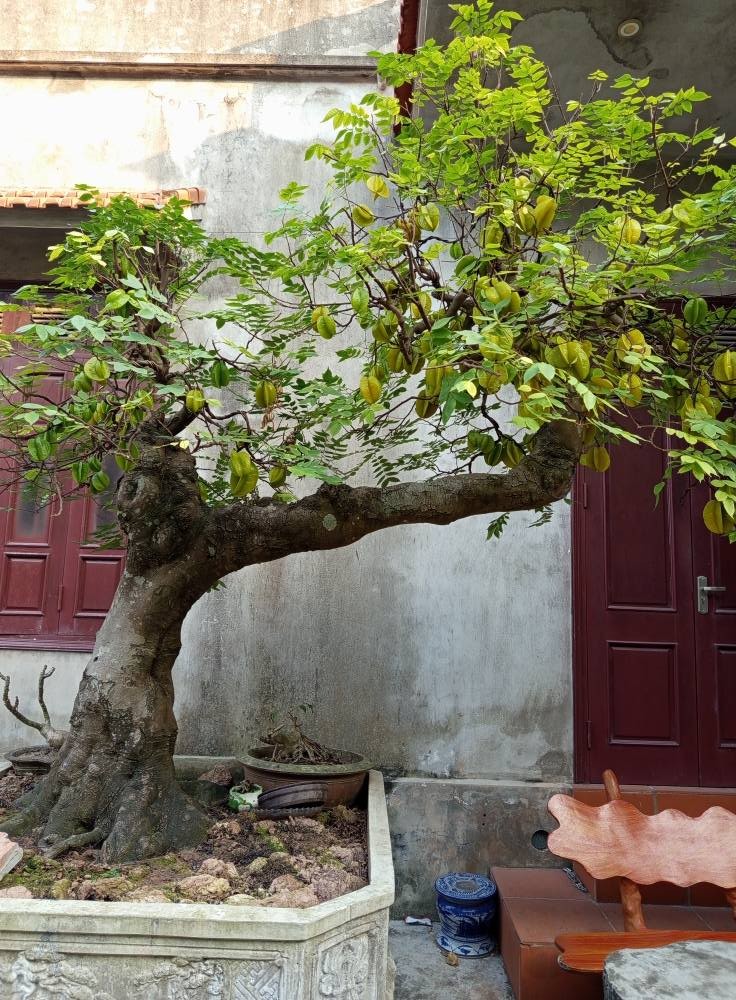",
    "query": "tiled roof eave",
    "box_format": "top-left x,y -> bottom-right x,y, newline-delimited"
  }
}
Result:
0,187 -> 206,210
